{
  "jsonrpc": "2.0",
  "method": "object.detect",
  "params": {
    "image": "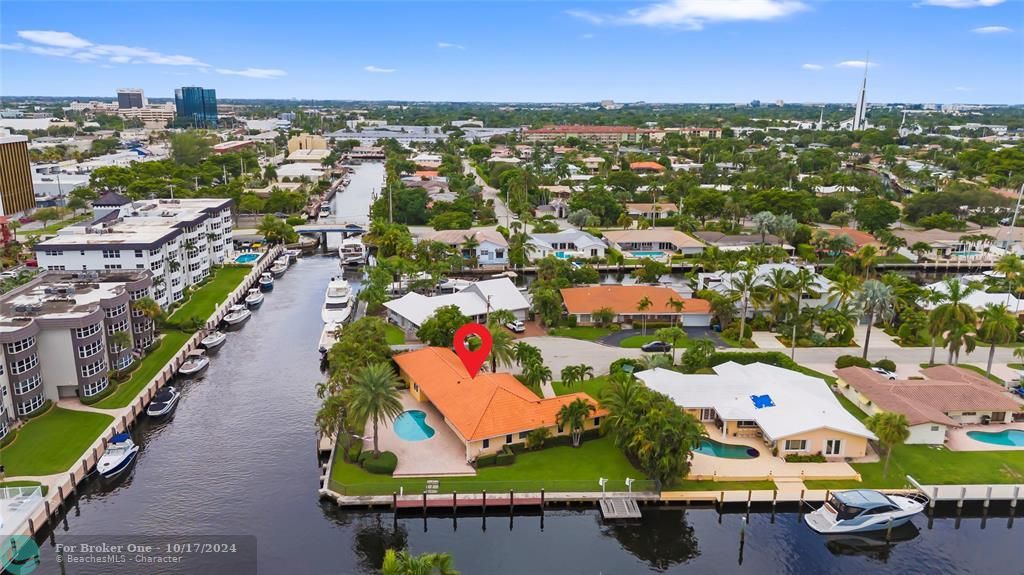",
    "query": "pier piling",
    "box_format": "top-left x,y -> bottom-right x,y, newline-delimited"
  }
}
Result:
1012,486 -> 1020,512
